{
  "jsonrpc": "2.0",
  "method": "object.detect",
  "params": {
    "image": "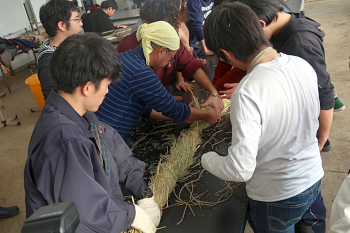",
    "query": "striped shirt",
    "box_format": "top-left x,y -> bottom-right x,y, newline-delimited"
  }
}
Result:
96,46 -> 191,137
